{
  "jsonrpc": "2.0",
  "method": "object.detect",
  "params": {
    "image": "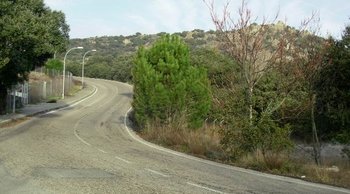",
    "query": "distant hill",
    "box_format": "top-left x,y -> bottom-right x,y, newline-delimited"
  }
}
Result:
68,29 -> 219,60
61,22 -> 309,82
61,29 -> 221,82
